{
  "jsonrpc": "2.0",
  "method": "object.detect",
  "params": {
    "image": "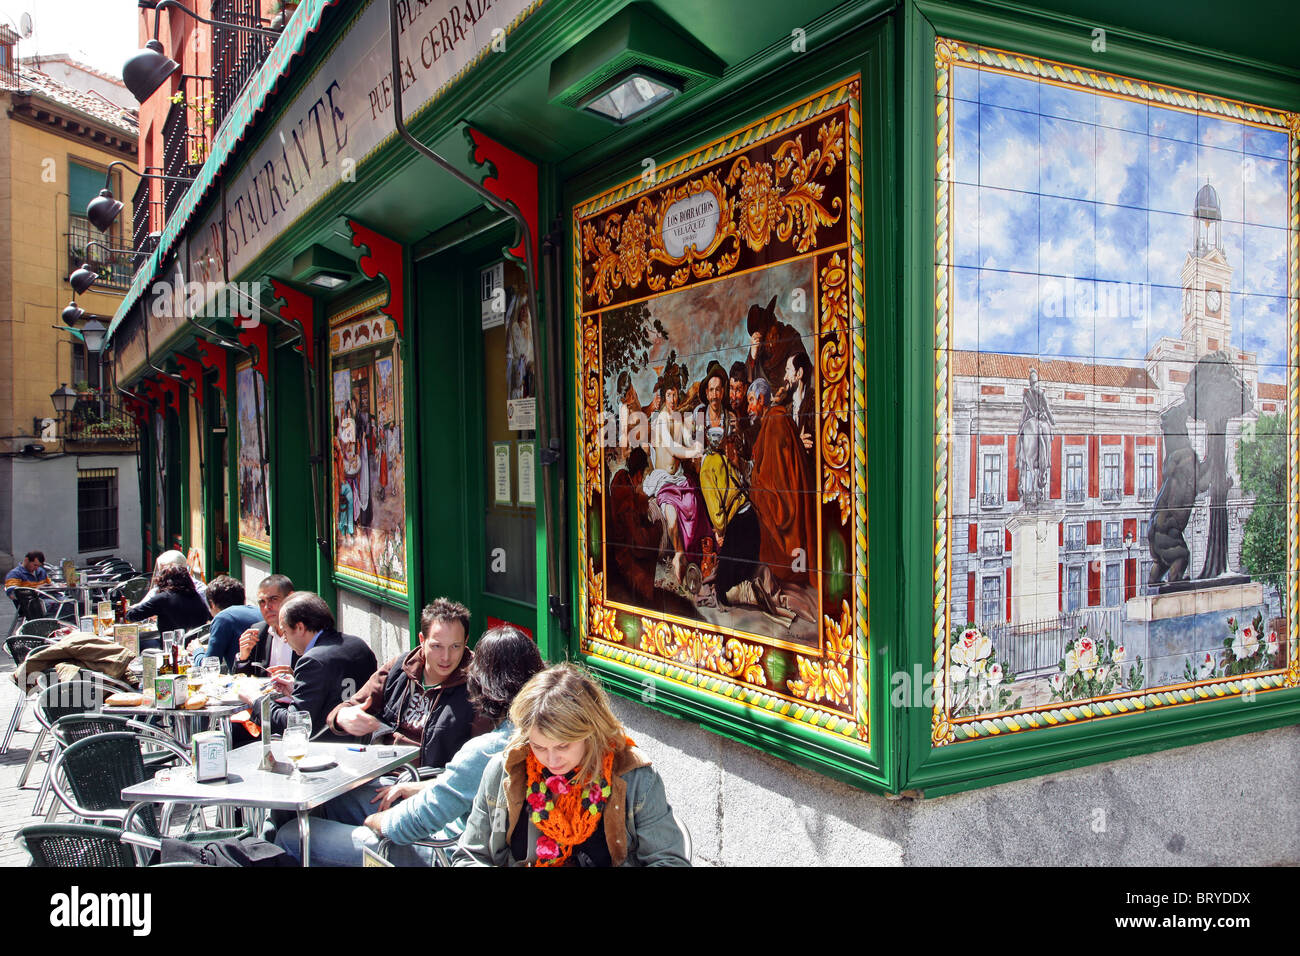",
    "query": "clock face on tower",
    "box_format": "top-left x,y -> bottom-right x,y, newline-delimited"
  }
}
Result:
1206,288 -> 1222,314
